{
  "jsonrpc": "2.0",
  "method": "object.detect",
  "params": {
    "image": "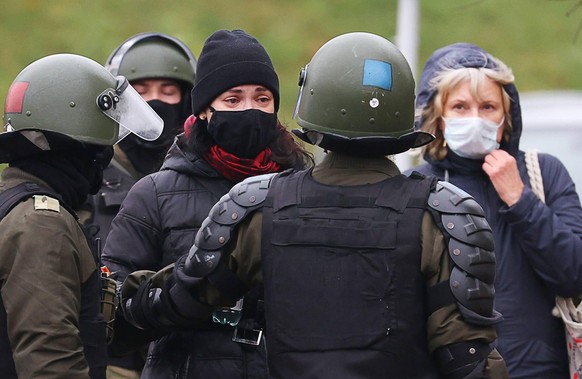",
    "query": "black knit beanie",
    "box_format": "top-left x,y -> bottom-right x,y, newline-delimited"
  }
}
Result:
191,29 -> 280,116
